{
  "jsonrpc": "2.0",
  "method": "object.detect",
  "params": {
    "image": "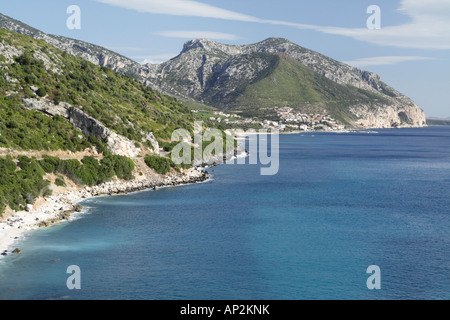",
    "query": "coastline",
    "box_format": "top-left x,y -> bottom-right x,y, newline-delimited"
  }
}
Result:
0,126 -> 417,256
0,165 -> 208,256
